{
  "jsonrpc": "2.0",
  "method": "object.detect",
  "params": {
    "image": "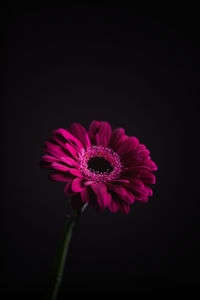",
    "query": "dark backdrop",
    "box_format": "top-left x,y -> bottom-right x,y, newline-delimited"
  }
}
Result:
3,3 -> 199,299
